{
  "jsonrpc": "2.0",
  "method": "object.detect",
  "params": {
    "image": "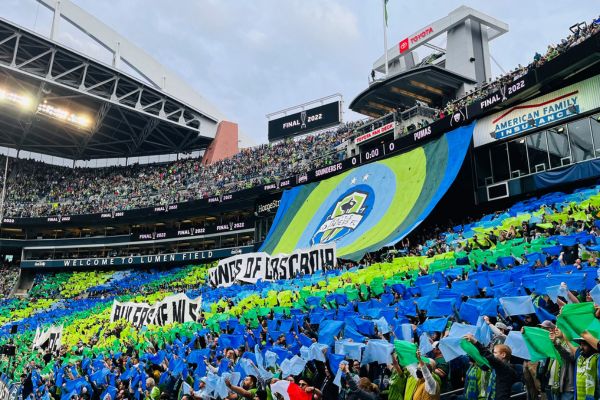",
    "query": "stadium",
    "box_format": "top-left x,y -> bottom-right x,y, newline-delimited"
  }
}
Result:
0,1 -> 598,399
